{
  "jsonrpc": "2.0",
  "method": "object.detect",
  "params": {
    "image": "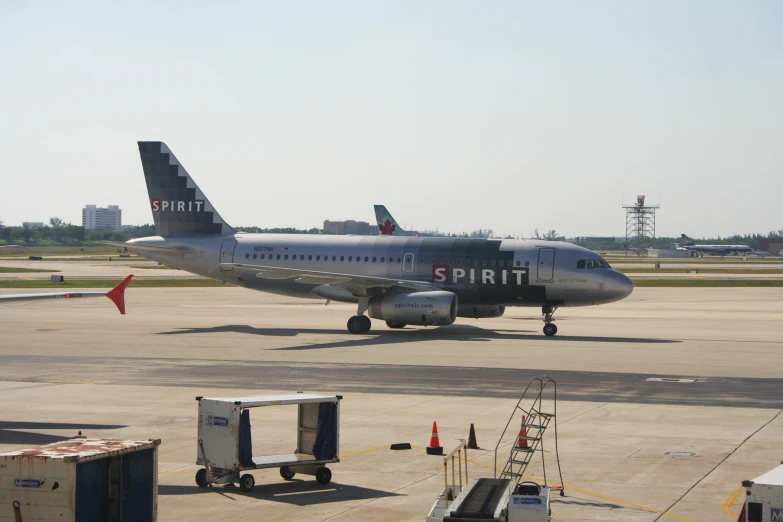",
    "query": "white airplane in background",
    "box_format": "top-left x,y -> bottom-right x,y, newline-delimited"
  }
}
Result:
675,234 -> 753,256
